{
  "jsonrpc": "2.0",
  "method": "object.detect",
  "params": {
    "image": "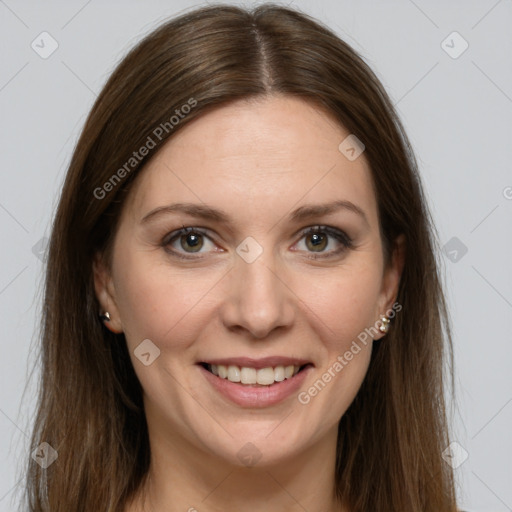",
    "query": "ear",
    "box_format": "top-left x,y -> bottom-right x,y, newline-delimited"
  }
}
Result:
375,233 -> 406,339
92,252 -> 124,334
